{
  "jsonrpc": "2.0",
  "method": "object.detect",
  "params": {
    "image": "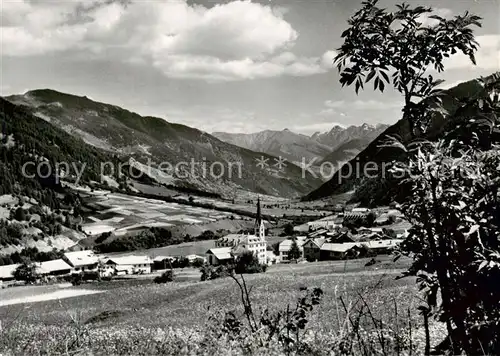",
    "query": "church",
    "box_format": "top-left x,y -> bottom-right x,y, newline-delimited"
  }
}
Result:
206,198 -> 267,265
